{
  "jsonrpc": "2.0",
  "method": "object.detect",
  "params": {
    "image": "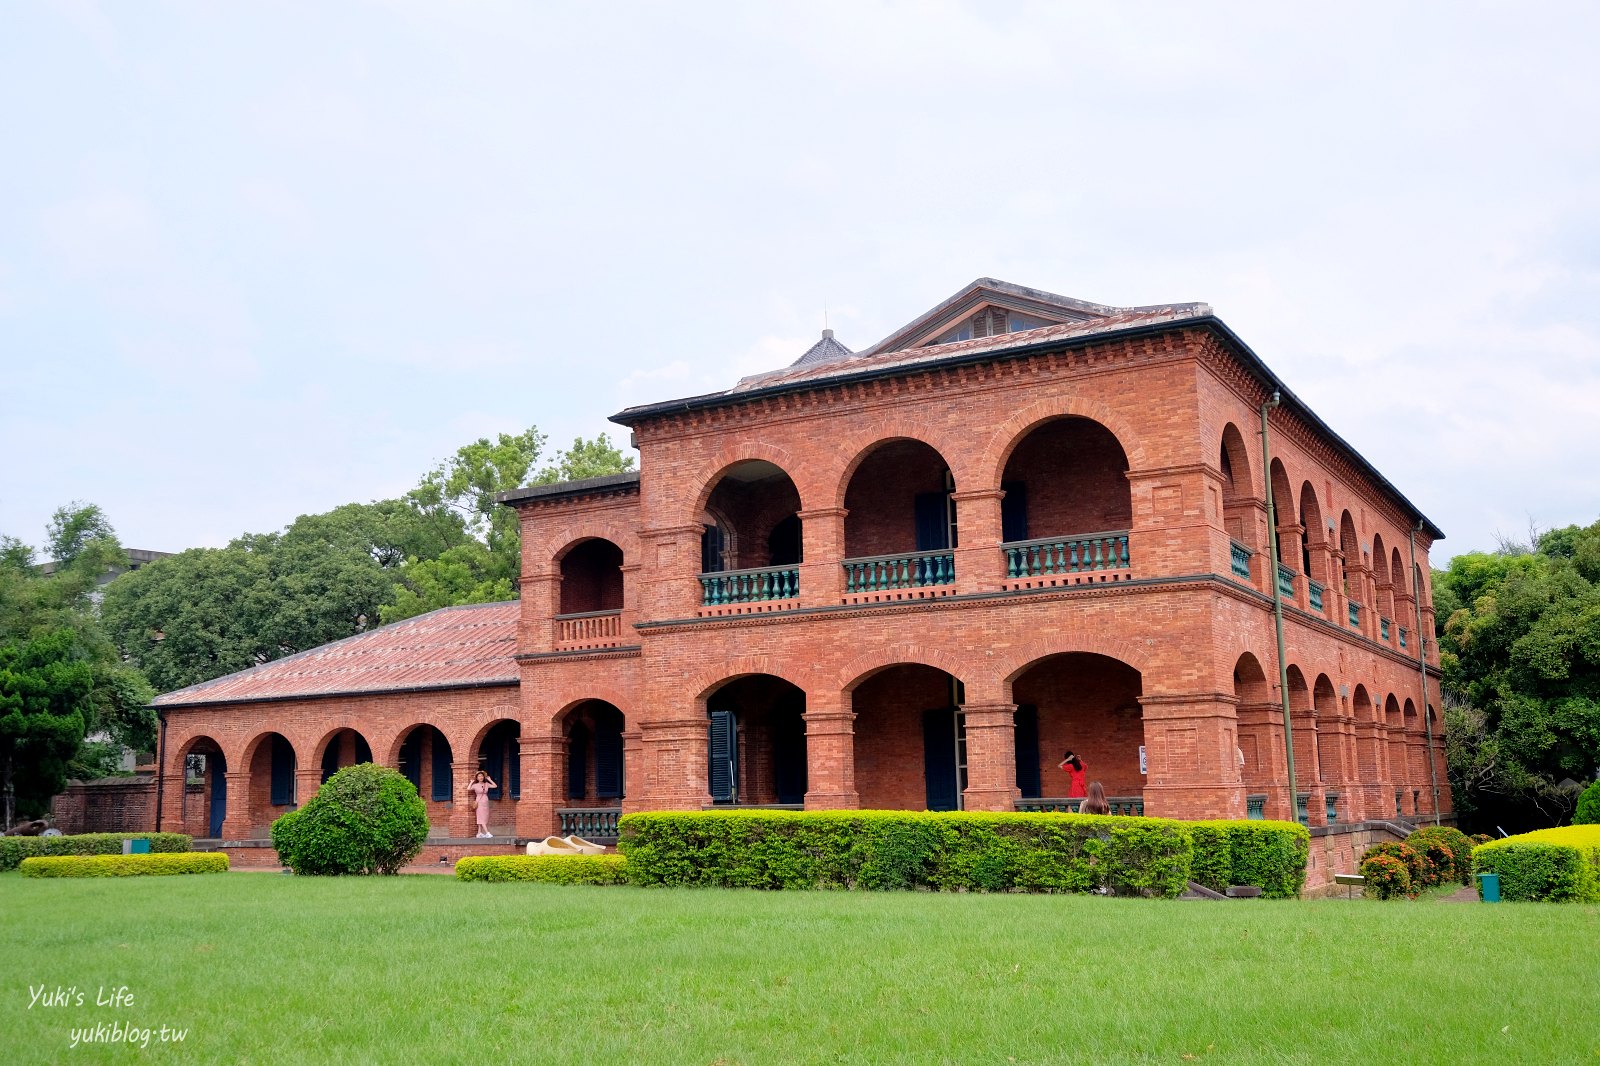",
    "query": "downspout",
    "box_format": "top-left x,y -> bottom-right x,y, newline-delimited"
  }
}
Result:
1260,391 -> 1300,823
154,710 -> 166,833
1410,524 -> 1442,826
